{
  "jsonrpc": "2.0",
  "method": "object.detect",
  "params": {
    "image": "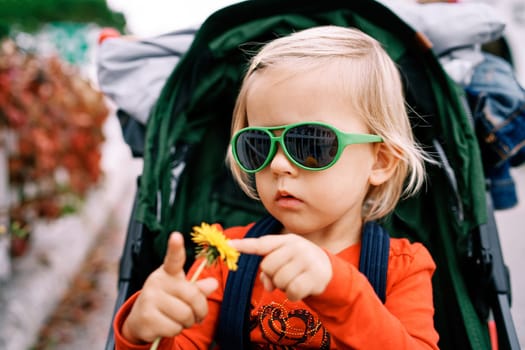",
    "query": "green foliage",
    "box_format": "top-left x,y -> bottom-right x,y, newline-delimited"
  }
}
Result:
0,0 -> 126,36
10,220 -> 30,238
